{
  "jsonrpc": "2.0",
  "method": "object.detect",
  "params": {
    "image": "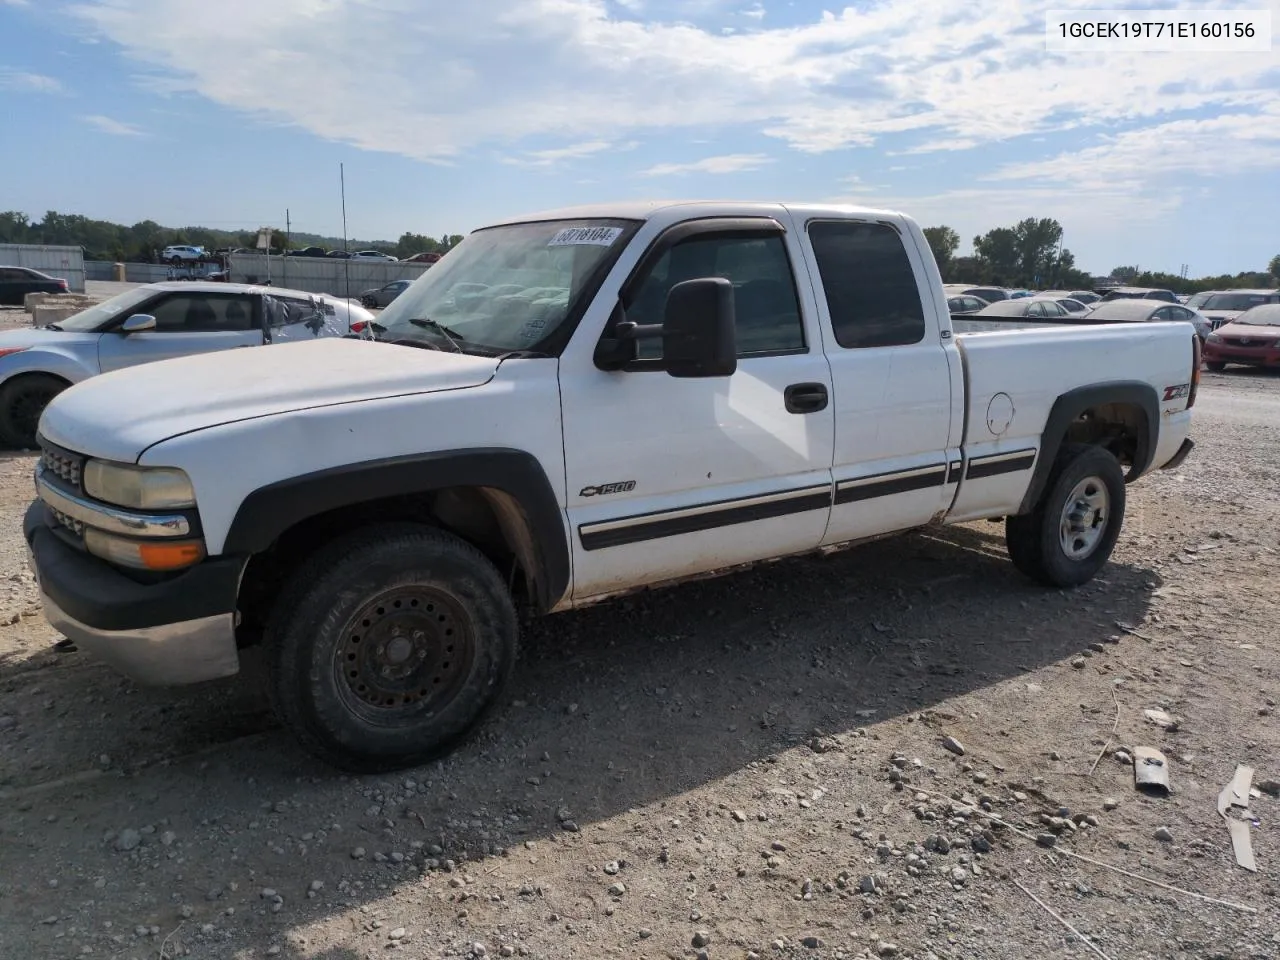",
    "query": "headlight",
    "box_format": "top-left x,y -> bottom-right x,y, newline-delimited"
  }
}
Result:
83,528 -> 205,571
83,460 -> 196,510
